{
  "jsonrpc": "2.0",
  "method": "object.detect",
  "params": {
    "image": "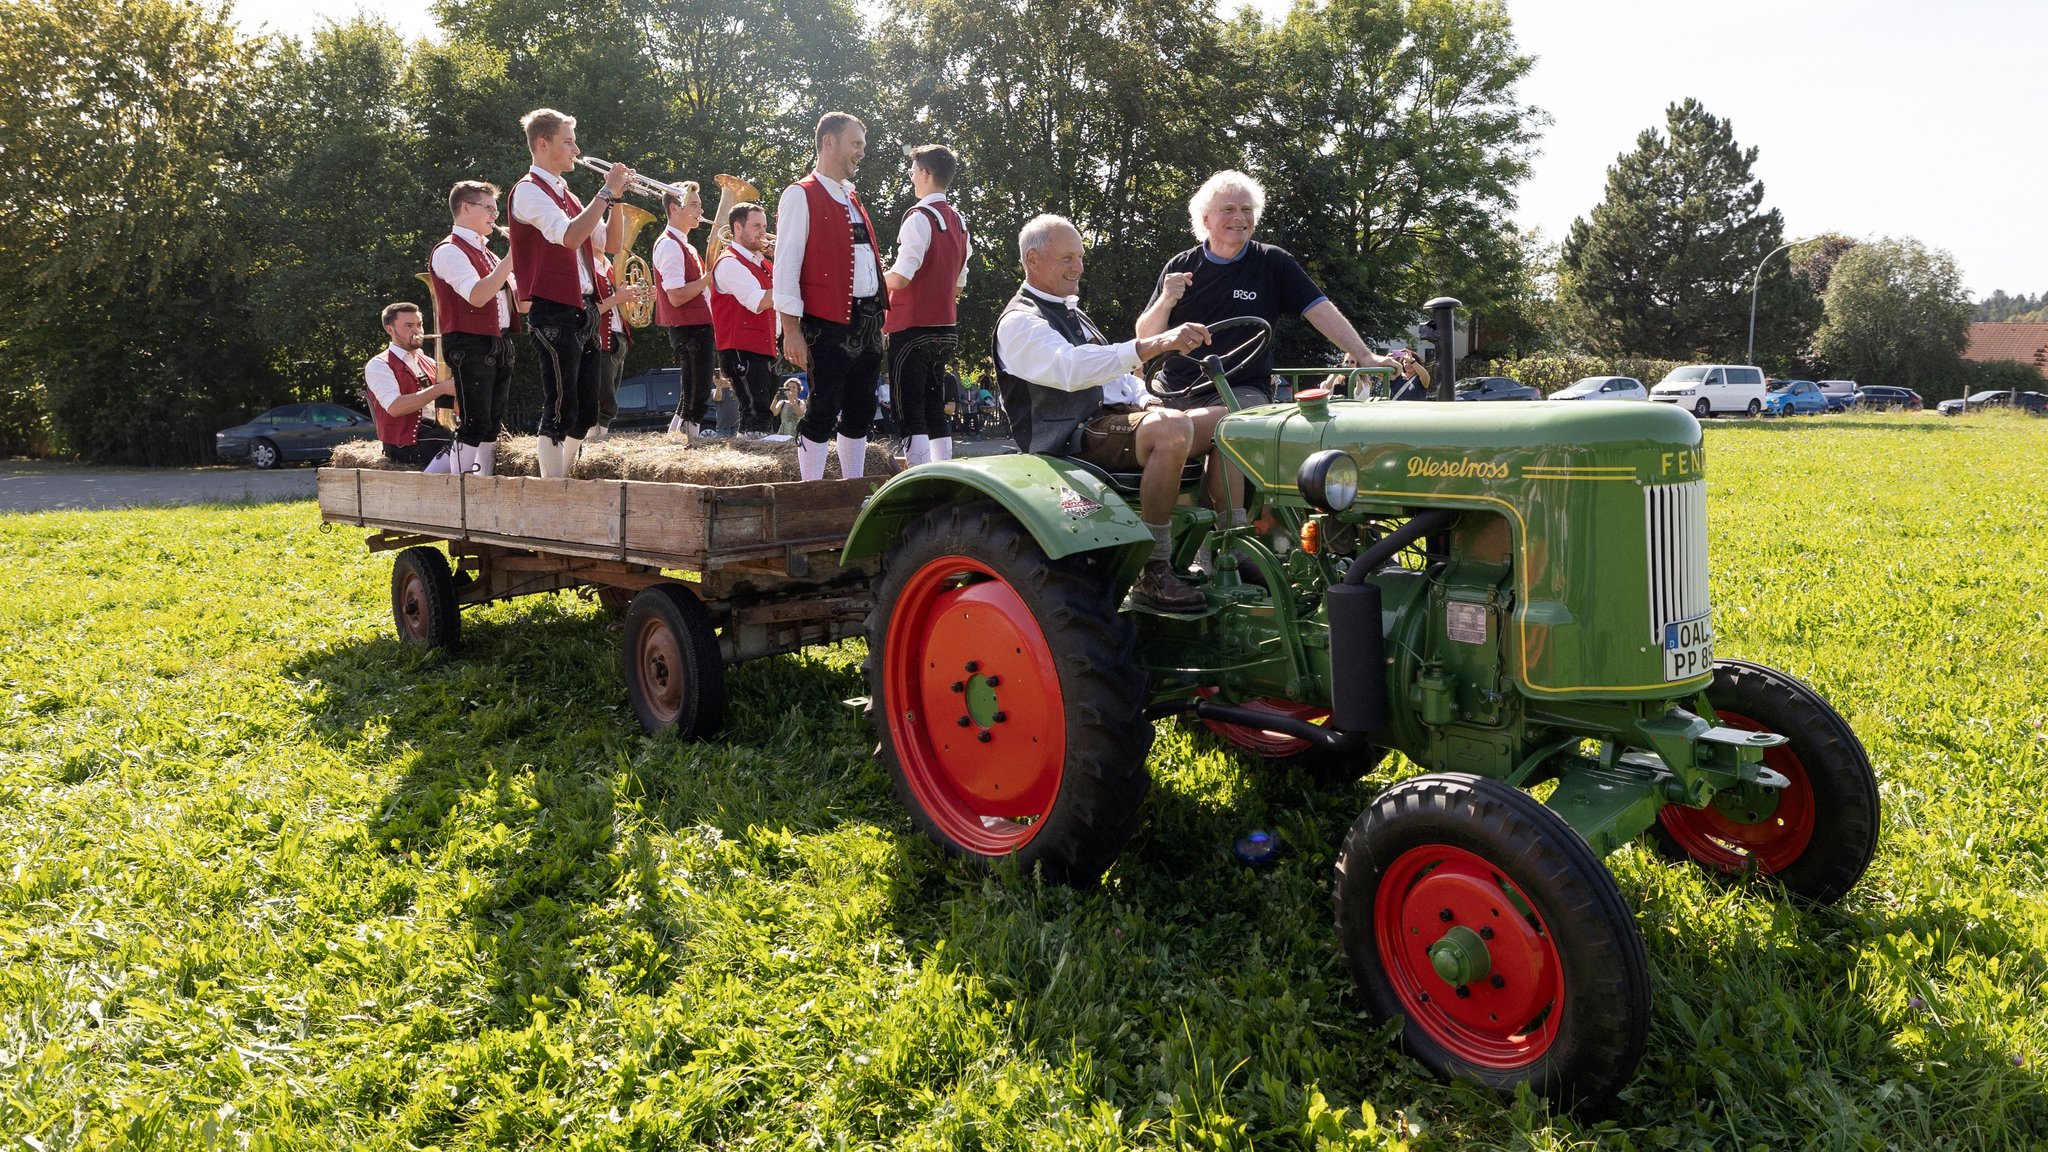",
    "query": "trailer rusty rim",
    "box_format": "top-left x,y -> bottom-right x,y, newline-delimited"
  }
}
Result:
633,615 -> 687,726
1200,691 -> 1329,758
1375,843 -> 1564,1068
1655,709 -> 1816,874
885,555 -> 1066,855
396,570 -> 430,642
